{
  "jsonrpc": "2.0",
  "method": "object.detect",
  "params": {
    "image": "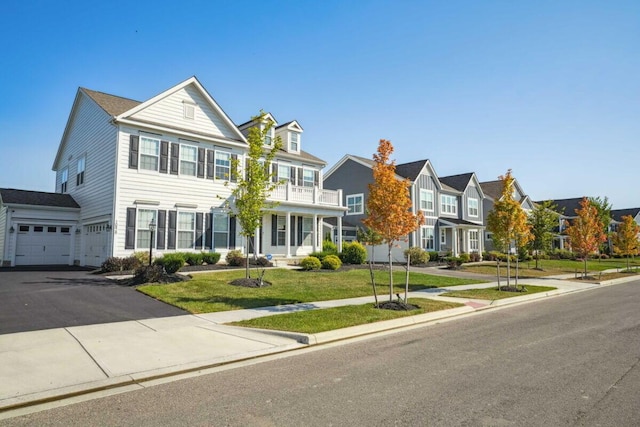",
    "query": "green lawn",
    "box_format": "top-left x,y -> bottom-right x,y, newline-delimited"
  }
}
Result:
138,268 -> 485,313
462,258 -> 640,278
441,285 -> 556,300
229,298 -> 464,334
